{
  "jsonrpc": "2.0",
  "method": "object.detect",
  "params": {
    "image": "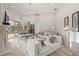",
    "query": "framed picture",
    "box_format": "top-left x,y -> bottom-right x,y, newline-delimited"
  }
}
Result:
72,11 -> 79,32
64,16 -> 69,28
